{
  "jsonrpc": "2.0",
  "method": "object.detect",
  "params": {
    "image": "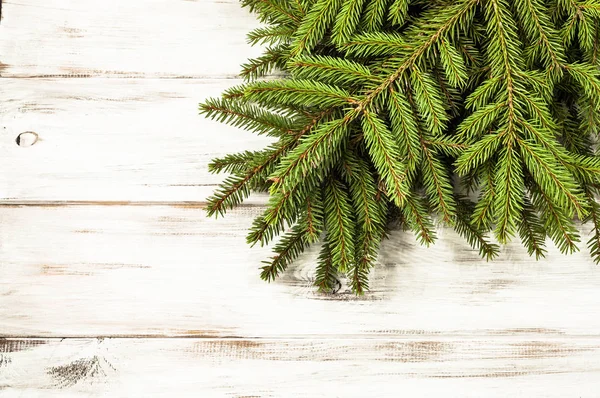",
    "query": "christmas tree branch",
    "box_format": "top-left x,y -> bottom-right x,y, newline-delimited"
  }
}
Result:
324,179 -> 355,273
583,186 -> 600,263
531,184 -> 581,254
402,194 -> 436,246
315,238 -> 340,293
352,0 -> 479,114
518,198 -> 548,259
454,197 -> 500,260
361,110 -> 408,206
